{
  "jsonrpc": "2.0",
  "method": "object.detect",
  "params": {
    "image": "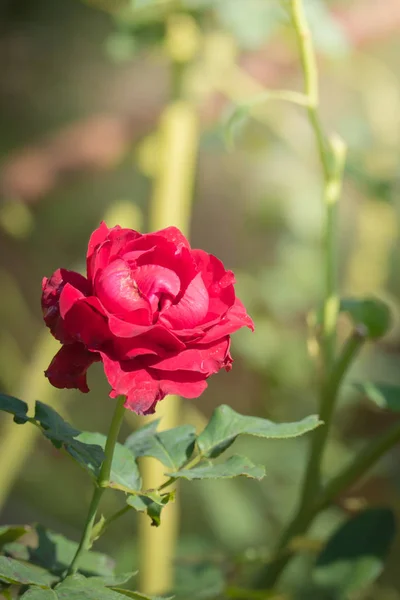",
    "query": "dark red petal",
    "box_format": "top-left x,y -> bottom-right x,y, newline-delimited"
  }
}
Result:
149,337 -> 231,375
41,269 -> 90,344
110,324 -> 185,360
45,343 -> 100,393
63,297 -> 111,350
160,273 -> 209,329
95,259 -> 152,324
